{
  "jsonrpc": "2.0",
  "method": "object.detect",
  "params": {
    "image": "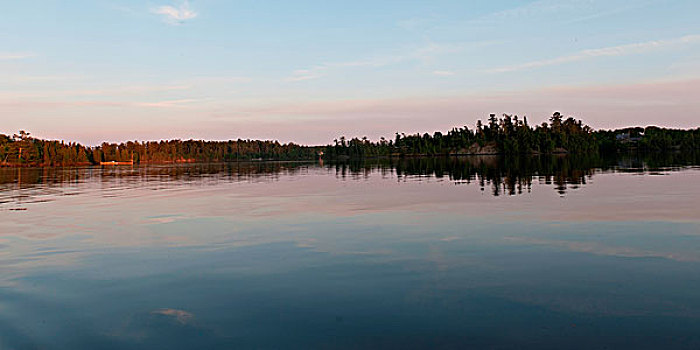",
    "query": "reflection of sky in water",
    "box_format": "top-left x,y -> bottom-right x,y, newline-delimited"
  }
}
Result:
0,160 -> 699,349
